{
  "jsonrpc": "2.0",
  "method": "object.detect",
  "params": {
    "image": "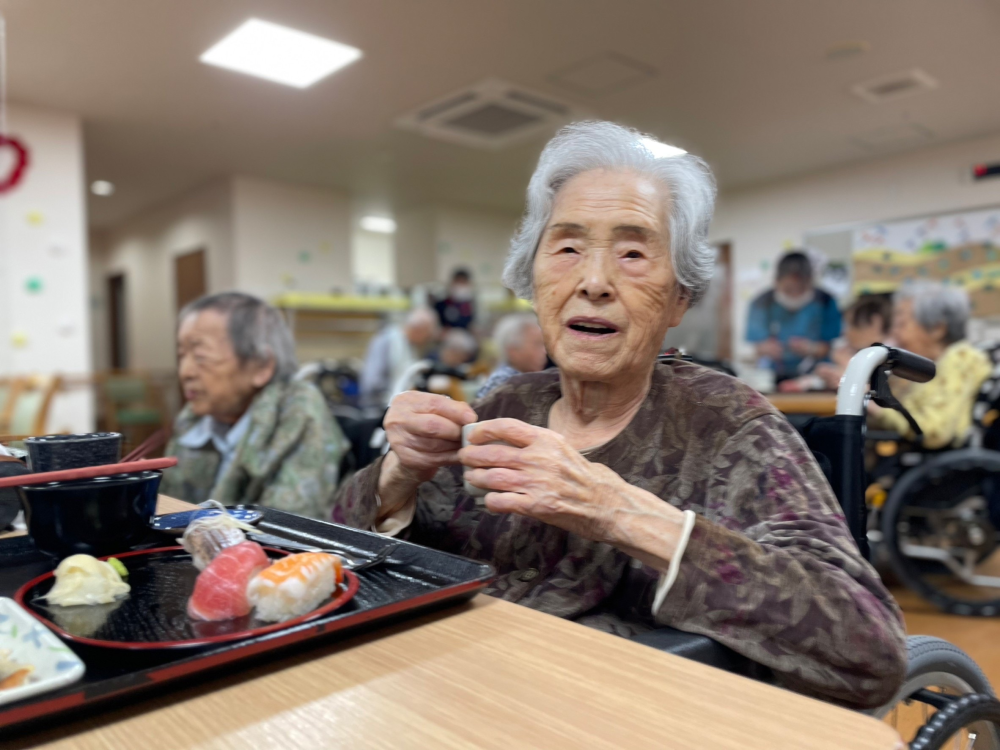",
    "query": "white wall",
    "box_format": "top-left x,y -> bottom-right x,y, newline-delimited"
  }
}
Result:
395,208 -> 437,290
434,207 -> 518,288
352,228 -> 395,287
713,130 -> 1000,358
0,104 -> 92,432
231,176 -> 352,298
91,179 -> 233,371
